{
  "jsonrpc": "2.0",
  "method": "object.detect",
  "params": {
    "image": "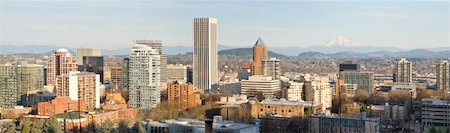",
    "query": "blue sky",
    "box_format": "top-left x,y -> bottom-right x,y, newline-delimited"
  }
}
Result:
0,1 -> 448,49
